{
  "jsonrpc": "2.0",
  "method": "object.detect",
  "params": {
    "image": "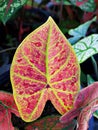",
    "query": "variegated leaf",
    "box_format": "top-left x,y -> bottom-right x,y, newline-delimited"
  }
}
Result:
73,34 -> 98,63
10,16 -> 80,122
